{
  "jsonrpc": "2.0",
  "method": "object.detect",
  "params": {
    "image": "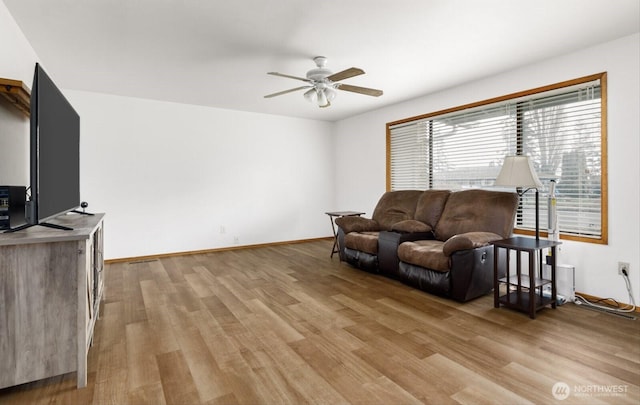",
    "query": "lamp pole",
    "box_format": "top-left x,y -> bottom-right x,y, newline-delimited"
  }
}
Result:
535,189 -> 539,241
